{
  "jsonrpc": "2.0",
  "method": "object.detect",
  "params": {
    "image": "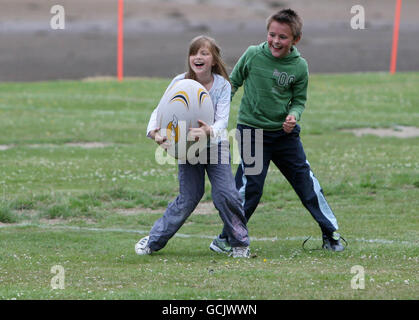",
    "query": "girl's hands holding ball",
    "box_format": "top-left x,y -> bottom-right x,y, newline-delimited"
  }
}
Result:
149,128 -> 169,150
189,120 -> 213,141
